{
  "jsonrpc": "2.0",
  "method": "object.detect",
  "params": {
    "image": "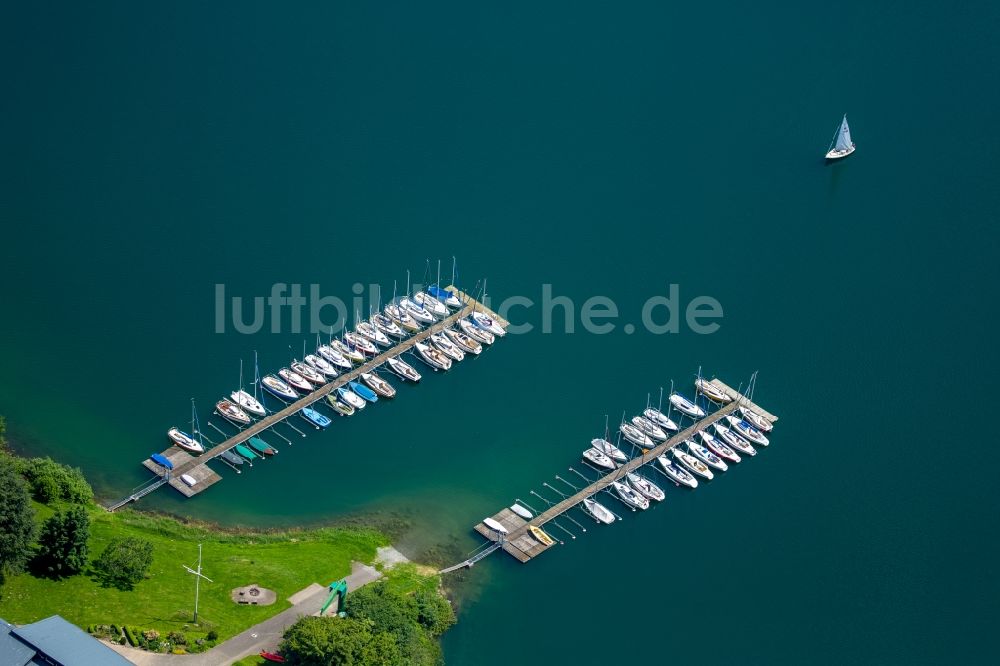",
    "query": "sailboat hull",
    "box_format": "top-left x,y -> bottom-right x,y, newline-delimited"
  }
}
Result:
825,145 -> 856,161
